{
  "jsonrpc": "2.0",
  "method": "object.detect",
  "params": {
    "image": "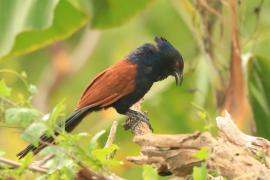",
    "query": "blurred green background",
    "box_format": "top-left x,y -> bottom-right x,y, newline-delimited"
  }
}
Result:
1,0 -> 270,179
